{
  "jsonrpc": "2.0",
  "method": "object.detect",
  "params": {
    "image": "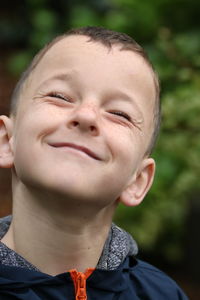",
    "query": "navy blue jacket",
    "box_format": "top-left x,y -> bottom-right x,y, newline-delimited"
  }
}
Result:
0,256 -> 188,299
